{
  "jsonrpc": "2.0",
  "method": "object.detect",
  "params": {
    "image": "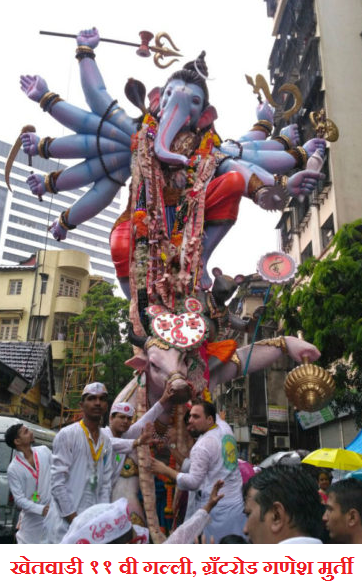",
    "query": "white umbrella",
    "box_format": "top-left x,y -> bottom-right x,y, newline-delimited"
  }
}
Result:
260,450 -> 309,468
